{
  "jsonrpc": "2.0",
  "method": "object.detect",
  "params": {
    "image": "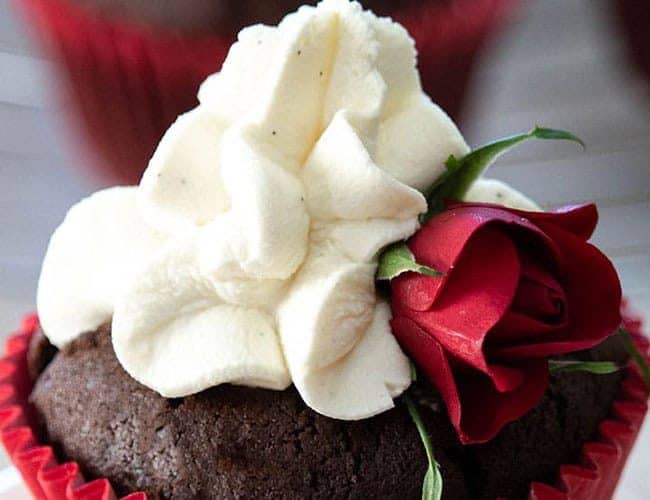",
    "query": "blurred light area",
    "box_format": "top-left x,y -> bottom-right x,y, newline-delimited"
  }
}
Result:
462,0 -> 650,316
0,2 -> 105,336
